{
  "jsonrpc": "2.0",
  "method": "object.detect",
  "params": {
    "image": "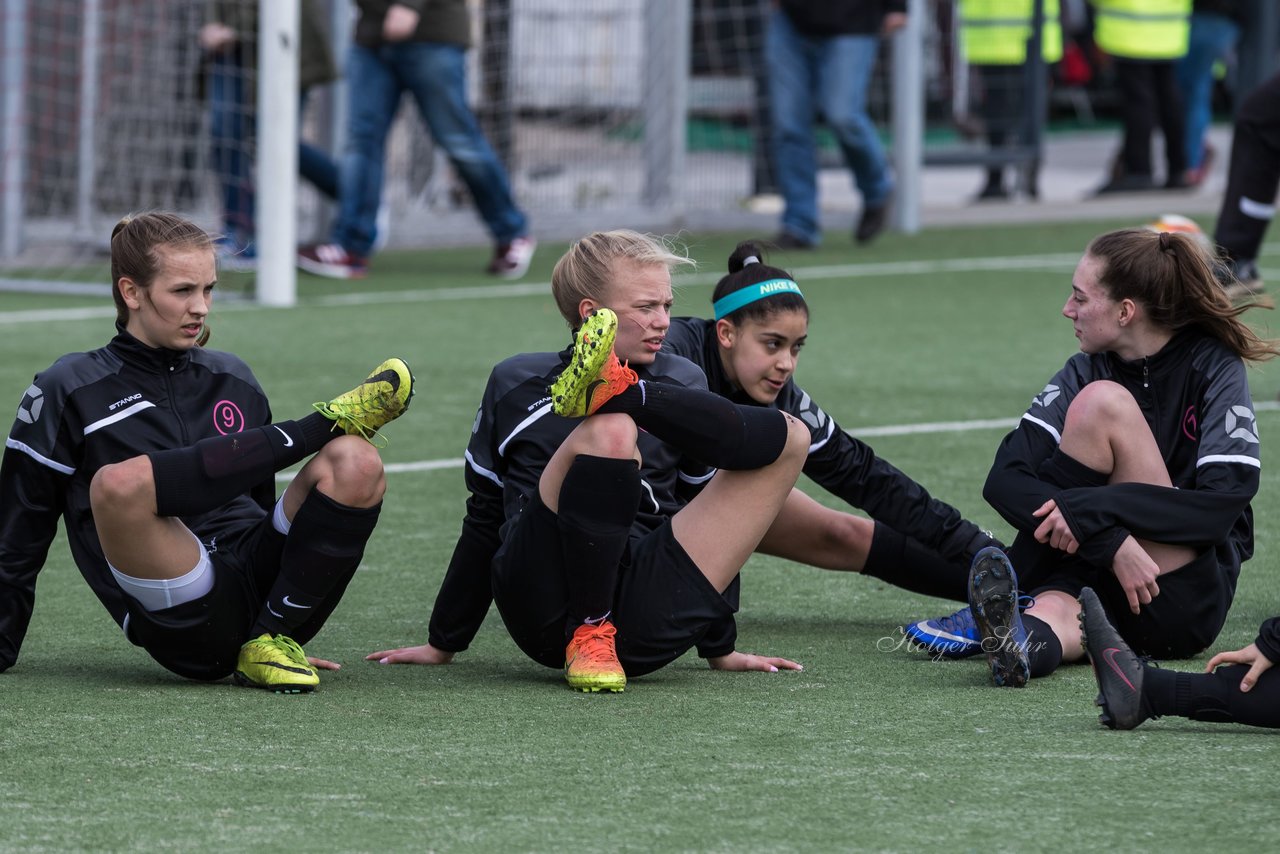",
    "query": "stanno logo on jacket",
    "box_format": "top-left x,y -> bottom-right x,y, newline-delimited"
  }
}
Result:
1225,404 -> 1259,444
